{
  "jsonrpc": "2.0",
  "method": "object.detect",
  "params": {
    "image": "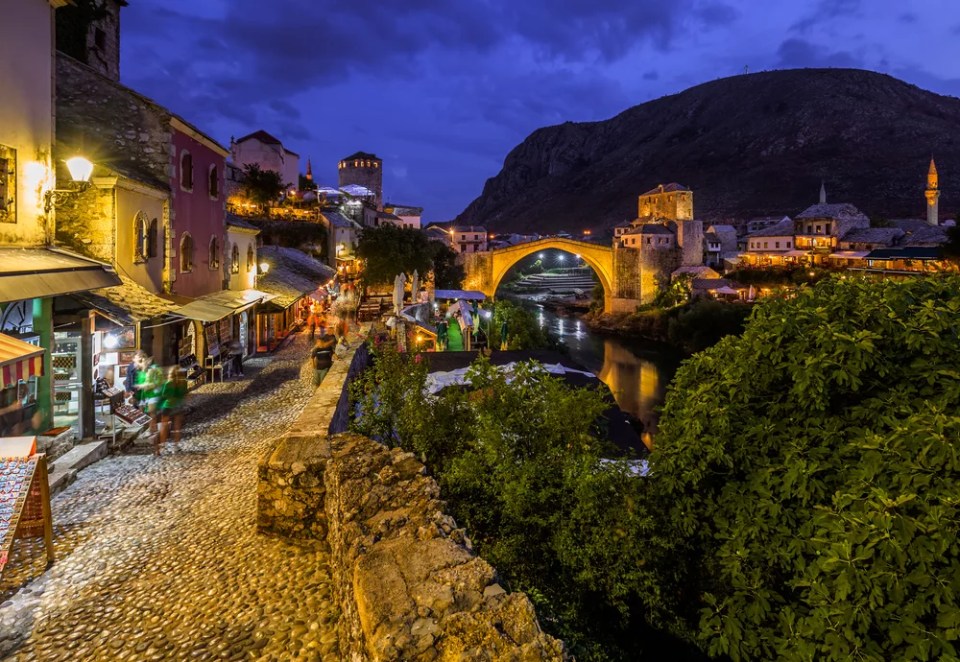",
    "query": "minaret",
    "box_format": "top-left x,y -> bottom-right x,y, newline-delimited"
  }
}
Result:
305,158 -> 313,182
925,158 -> 940,226
819,181 -> 826,204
